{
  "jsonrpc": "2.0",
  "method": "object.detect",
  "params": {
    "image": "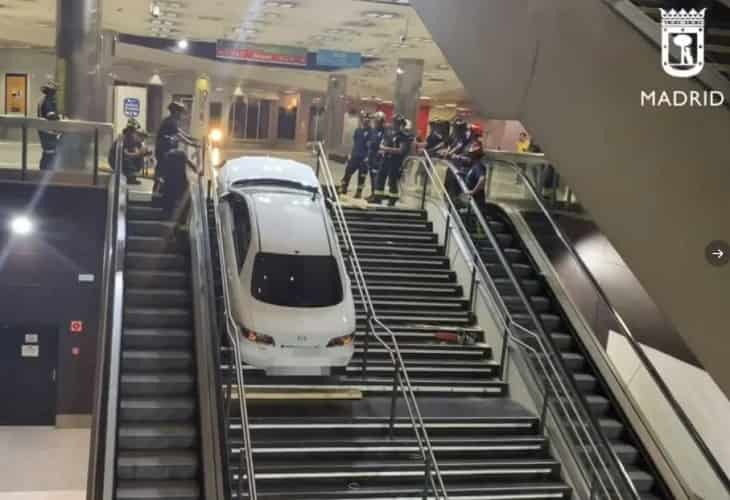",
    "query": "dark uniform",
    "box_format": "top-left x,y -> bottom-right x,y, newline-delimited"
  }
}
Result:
37,92 -> 61,171
340,122 -> 371,197
155,114 -> 181,188
367,123 -> 386,192
372,116 -> 414,206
